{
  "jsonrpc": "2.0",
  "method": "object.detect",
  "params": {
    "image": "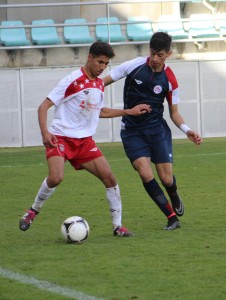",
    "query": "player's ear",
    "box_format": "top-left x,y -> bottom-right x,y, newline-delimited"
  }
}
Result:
166,51 -> 172,58
87,53 -> 93,62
